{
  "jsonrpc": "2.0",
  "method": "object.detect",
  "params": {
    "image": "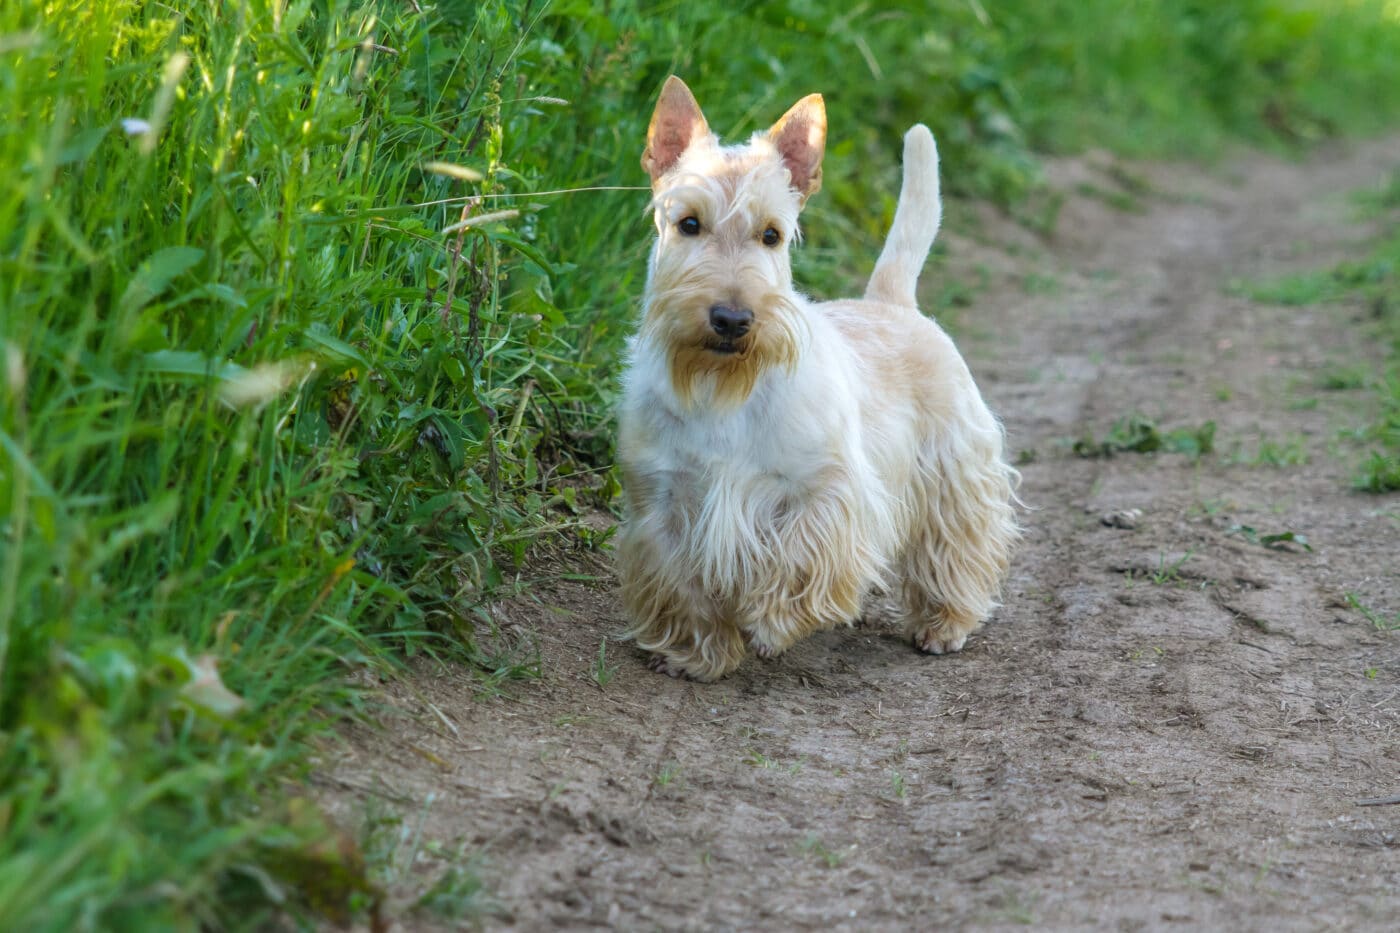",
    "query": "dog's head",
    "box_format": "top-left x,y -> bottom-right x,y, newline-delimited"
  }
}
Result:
639,76 -> 826,410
